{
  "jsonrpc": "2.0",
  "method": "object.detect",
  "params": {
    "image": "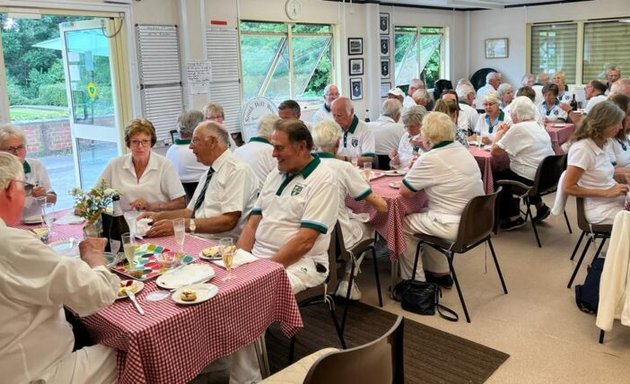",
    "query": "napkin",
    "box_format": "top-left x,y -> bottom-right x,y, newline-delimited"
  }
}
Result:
212,248 -> 259,269
56,212 -> 86,225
